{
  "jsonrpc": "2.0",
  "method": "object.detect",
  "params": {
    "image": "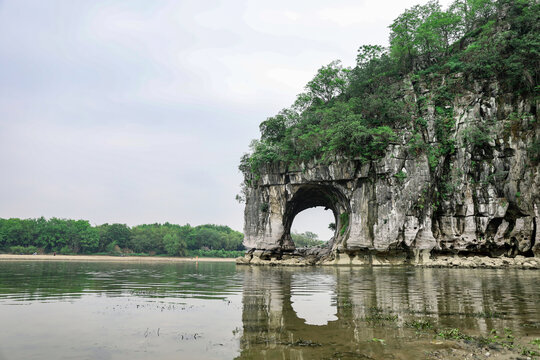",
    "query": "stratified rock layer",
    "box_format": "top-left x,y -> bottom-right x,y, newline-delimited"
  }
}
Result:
241,77 -> 539,264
